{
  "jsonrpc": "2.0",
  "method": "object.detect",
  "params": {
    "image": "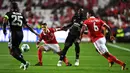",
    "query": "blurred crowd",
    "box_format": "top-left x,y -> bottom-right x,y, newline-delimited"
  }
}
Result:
0,0 -> 130,29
